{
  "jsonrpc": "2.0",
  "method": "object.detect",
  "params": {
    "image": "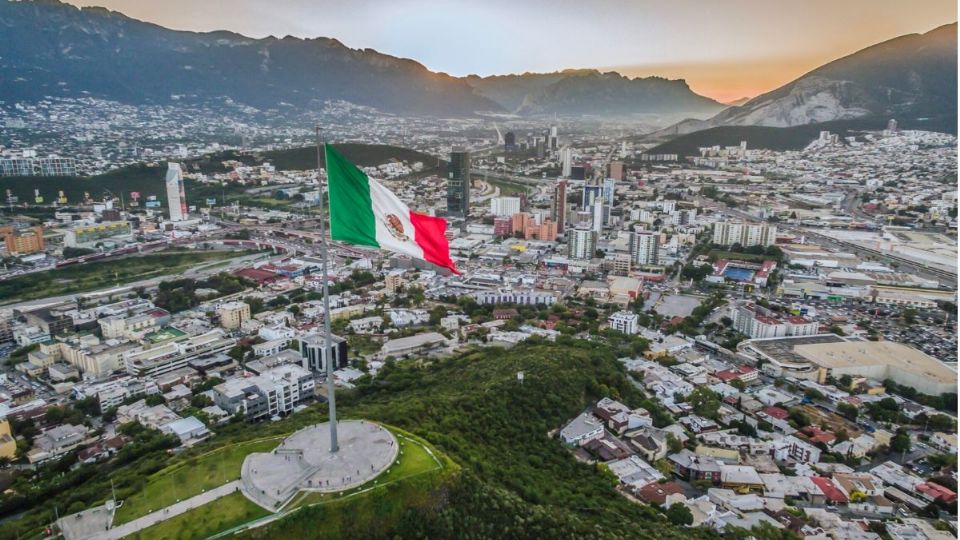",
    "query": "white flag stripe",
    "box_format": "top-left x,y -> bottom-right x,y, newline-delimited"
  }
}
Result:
368,177 -> 425,261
